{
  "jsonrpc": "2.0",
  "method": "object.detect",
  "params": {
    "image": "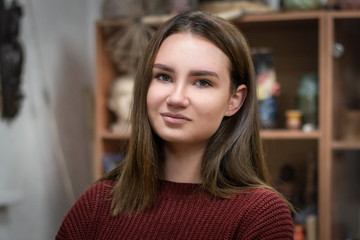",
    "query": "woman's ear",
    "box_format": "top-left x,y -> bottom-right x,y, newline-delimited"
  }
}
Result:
225,84 -> 247,117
